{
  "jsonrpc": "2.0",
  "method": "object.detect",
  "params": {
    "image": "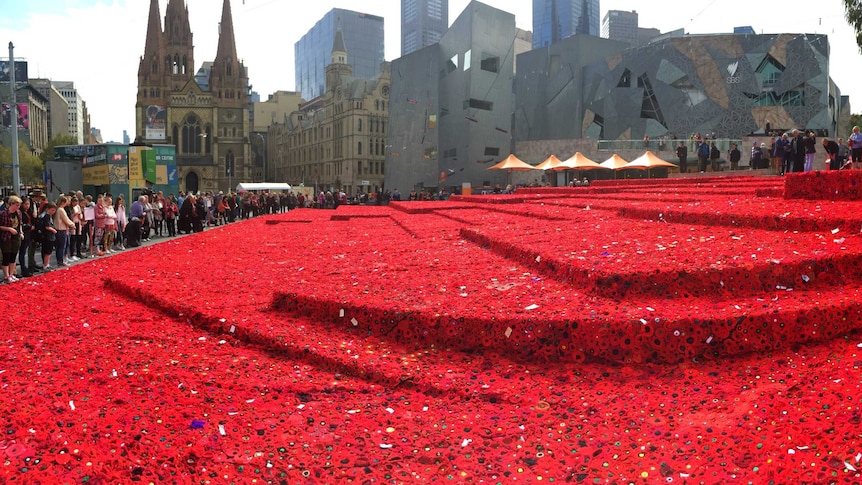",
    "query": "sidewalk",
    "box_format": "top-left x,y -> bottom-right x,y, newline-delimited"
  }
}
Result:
11,222 -> 224,280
